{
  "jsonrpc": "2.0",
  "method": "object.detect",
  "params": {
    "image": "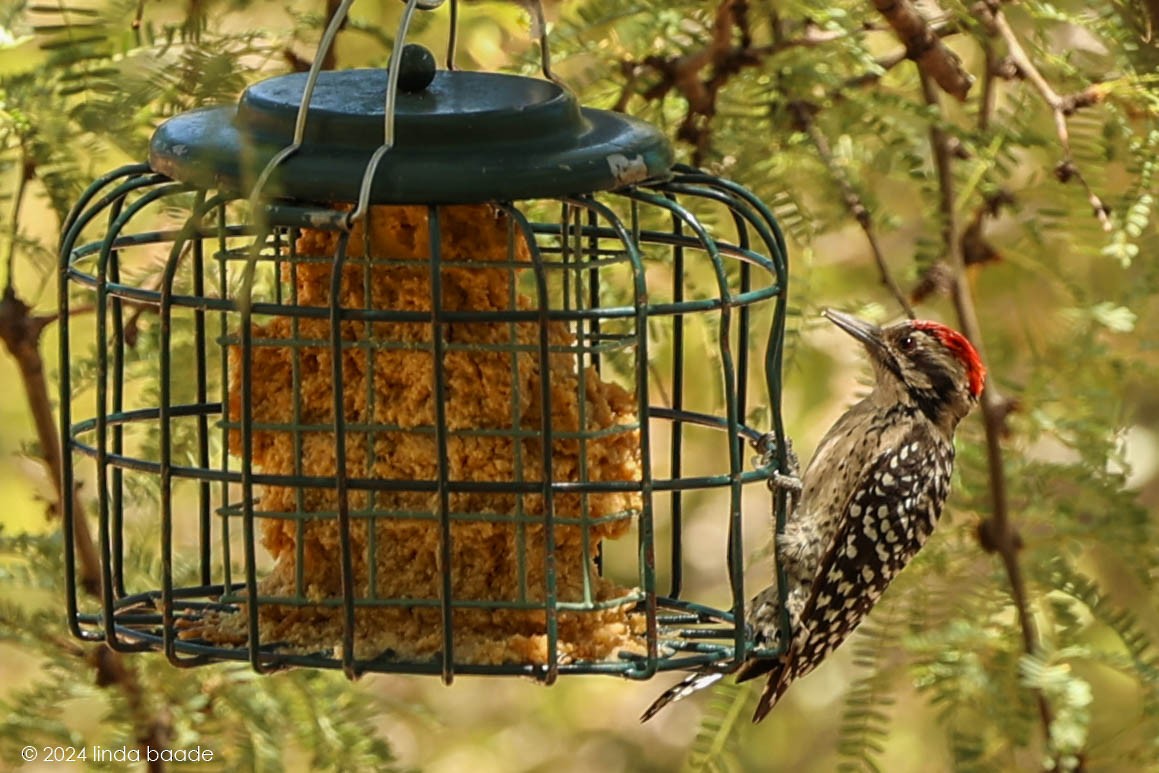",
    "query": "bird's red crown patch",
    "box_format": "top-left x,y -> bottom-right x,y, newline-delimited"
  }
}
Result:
913,321 -> 987,398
